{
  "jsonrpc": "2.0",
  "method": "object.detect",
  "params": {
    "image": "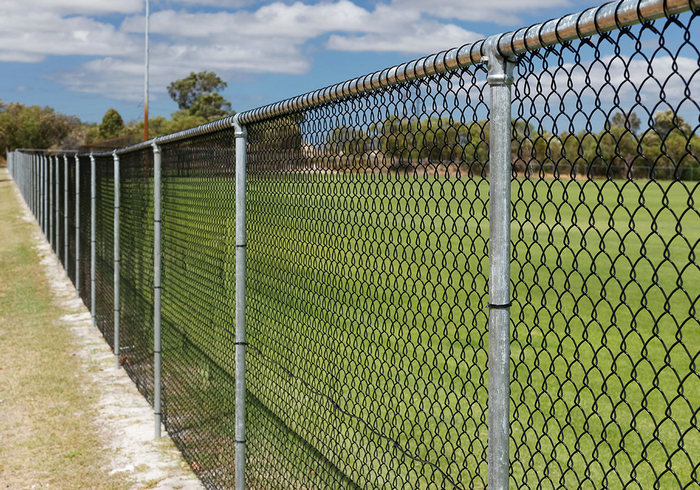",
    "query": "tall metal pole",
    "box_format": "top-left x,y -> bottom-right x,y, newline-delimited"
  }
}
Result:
144,0 -> 150,141
76,155 -> 81,299
233,115 -> 247,490
90,153 -> 96,329
64,155 -> 69,269
152,141 -> 162,438
485,37 -> 514,490
113,151 -> 121,369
